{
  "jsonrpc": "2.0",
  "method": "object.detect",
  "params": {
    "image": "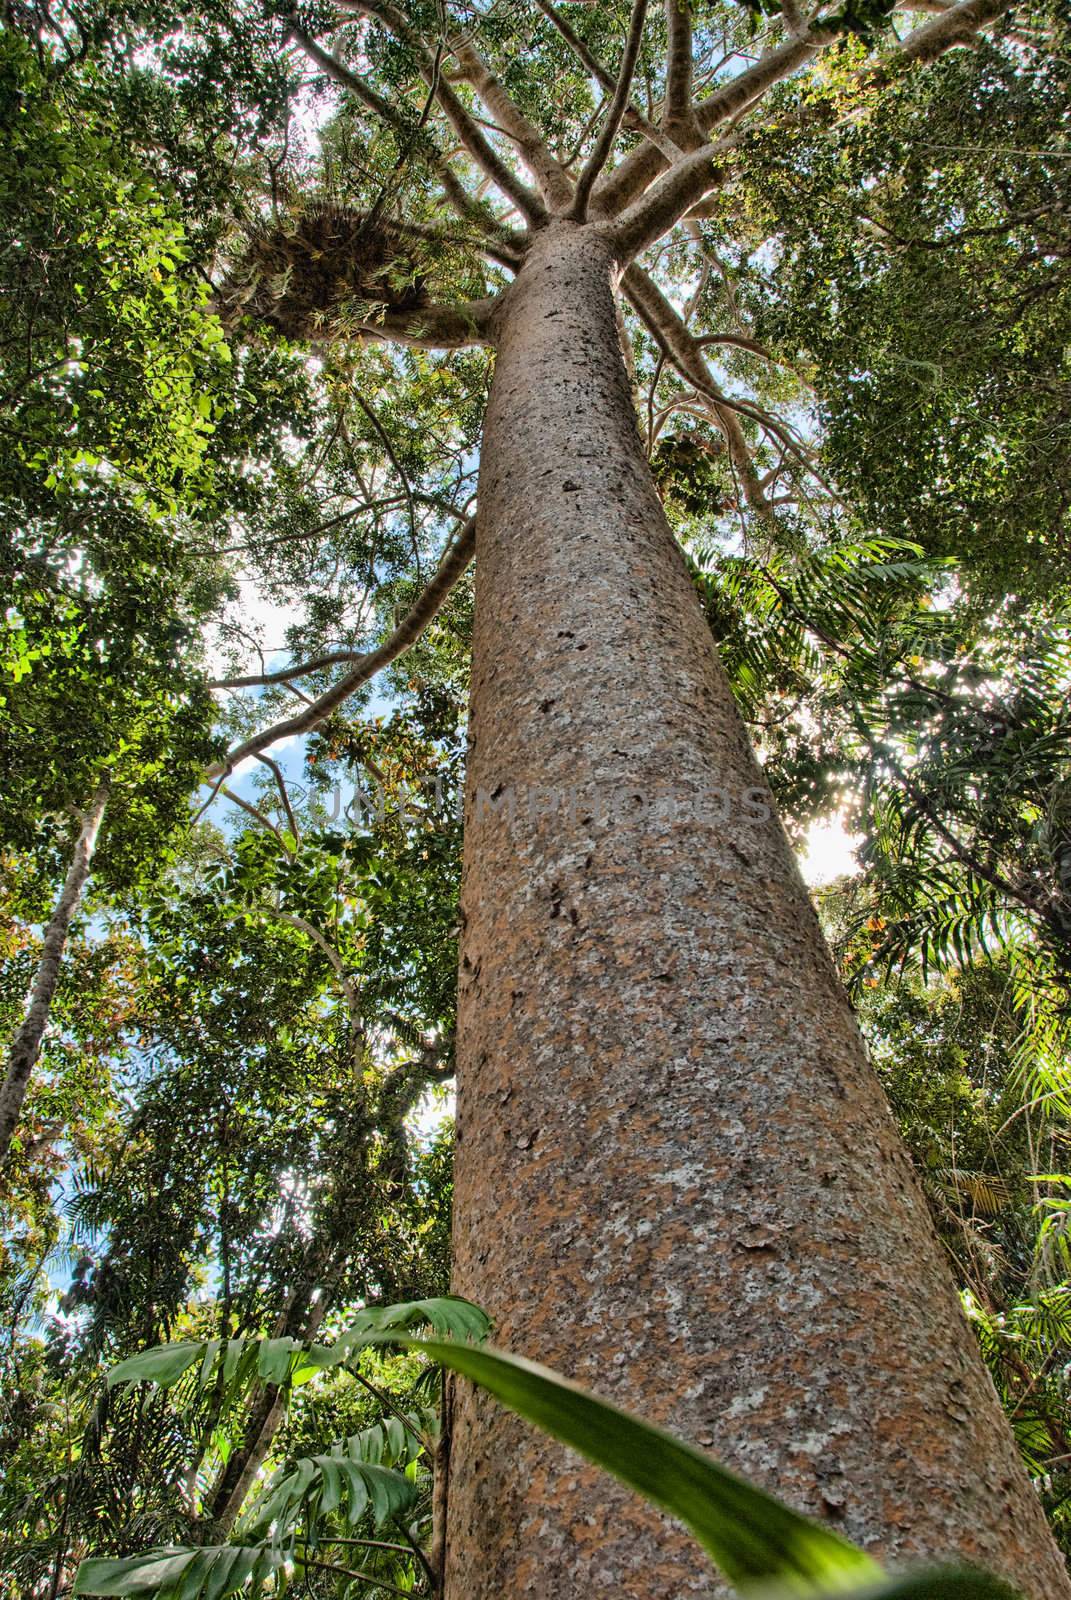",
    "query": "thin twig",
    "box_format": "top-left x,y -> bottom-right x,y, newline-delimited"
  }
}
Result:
255,754 -> 301,844
354,396 -> 422,585
219,786 -> 294,854
298,1557 -> 422,1598
206,517 -> 475,774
